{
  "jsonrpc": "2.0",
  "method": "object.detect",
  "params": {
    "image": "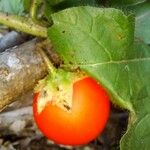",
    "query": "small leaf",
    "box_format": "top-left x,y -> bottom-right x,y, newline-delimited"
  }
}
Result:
48,7 -> 150,150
